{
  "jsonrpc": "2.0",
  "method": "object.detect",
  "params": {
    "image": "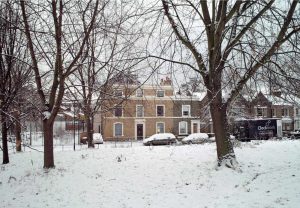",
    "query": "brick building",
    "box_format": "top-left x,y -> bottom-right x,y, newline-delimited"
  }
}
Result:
99,78 -> 208,141
230,91 -> 300,135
